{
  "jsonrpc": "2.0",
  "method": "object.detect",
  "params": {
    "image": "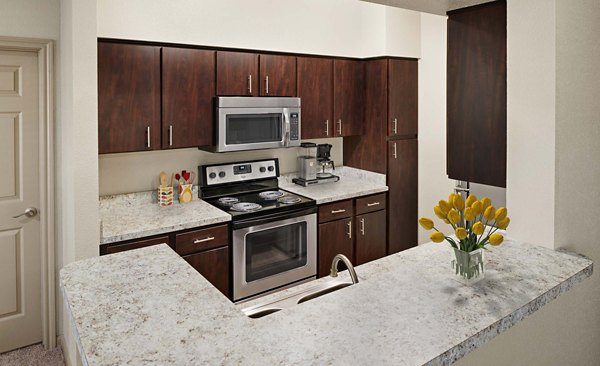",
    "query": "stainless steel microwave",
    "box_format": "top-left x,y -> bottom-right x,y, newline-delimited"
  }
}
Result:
209,97 -> 301,153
